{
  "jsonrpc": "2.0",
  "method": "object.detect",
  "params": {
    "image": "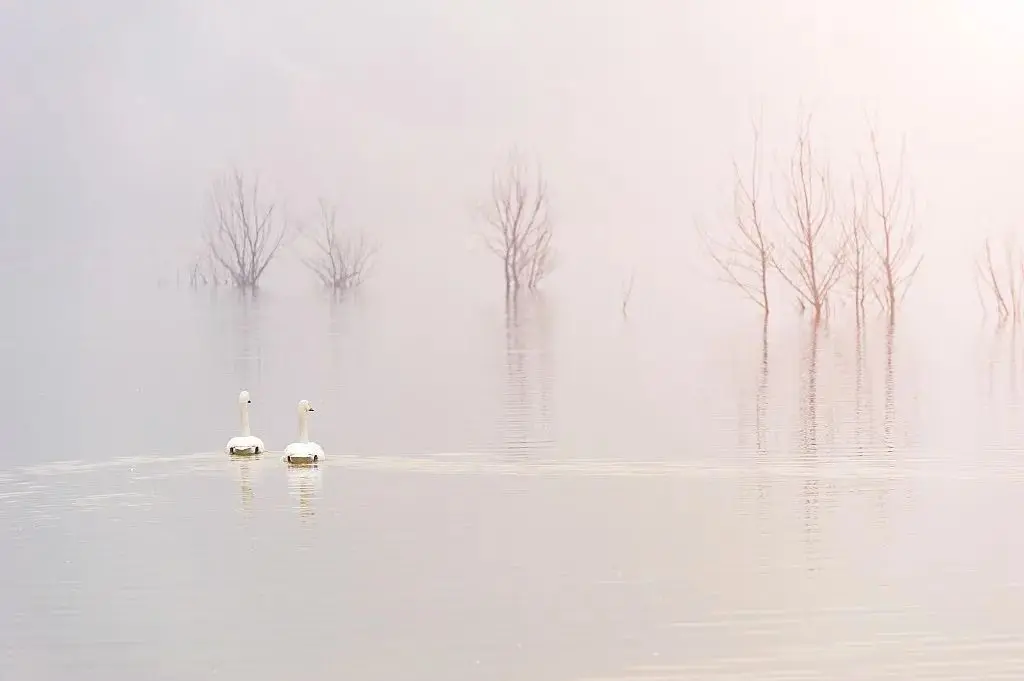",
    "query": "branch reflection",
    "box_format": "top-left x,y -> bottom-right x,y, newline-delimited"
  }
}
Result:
799,319 -> 823,565
755,314 -> 769,458
883,319 -> 895,458
501,293 -> 555,455
229,289 -> 264,388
